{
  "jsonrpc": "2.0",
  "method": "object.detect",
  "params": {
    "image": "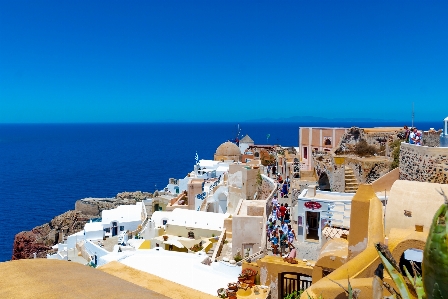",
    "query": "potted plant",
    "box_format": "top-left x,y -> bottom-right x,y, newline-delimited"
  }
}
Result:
163,235 -> 168,241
